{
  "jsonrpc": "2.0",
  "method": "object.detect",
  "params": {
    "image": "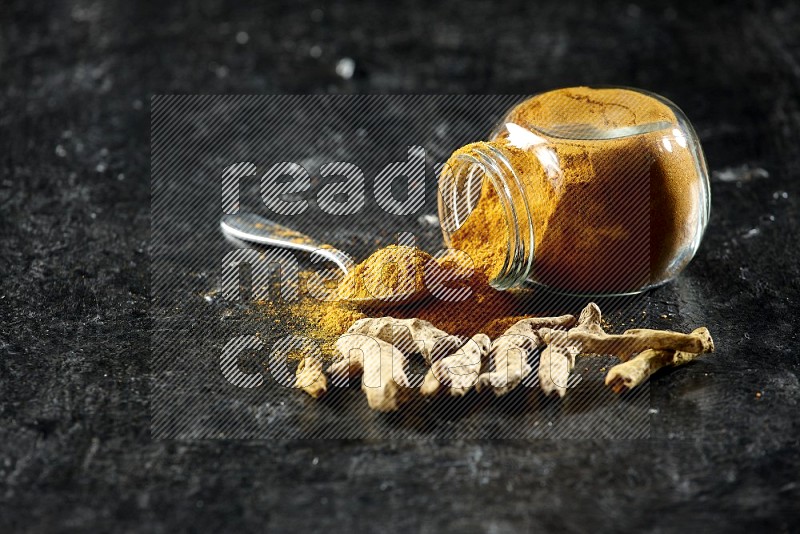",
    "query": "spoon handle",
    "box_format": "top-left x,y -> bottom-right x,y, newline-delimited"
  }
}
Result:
220,213 -> 353,275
